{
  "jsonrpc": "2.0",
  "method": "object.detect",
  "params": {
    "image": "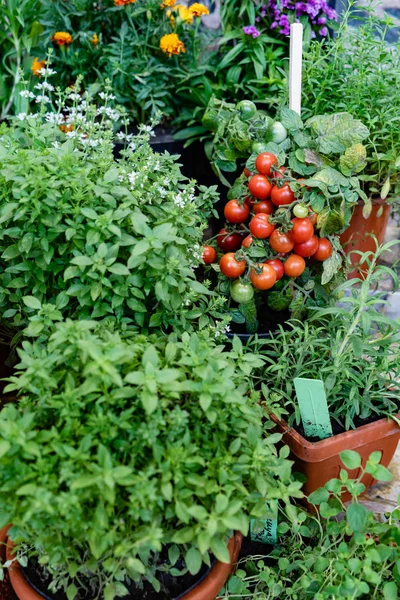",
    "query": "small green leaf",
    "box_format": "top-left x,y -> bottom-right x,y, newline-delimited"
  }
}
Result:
383,581 -> 398,600
0,441 -> 10,459
185,547 -> 202,576
307,487 -> 330,505
22,296 -> 41,310
67,583 -> 78,600
340,450 -> 362,470
346,503 -> 368,533
210,537 -> 230,564
108,263 -> 130,275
